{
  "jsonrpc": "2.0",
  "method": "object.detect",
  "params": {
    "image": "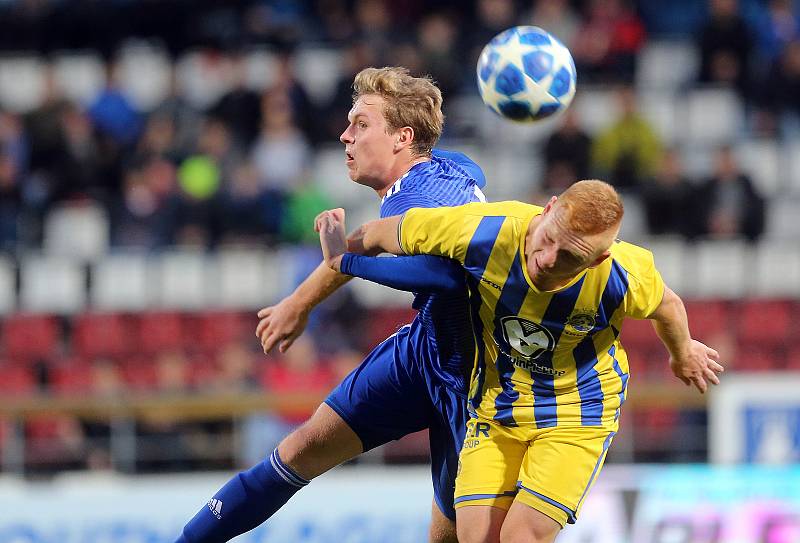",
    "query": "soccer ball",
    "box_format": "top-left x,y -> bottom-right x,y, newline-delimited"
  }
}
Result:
476,26 -> 577,122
